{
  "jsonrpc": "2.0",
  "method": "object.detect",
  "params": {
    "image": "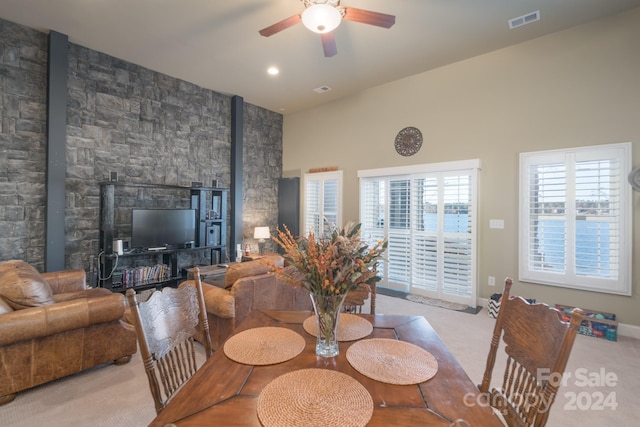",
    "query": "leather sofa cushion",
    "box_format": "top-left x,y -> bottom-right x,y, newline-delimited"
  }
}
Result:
224,254 -> 284,289
0,292 -> 127,345
202,284 -> 235,318
0,260 -> 54,310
